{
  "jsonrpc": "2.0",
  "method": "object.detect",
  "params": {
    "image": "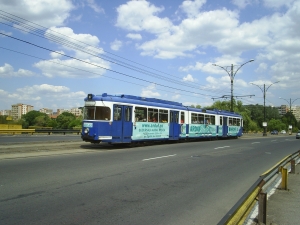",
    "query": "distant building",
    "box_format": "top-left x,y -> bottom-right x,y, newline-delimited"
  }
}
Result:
39,108 -> 53,115
0,110 -> 11,116
276,104 -> 300,121
291,106 -> 300,121
56,108 -> 82,117
277,105 -> 289,116
11,103 -> 34,120
57,109 -> 68,115
69,107 -> 82,117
